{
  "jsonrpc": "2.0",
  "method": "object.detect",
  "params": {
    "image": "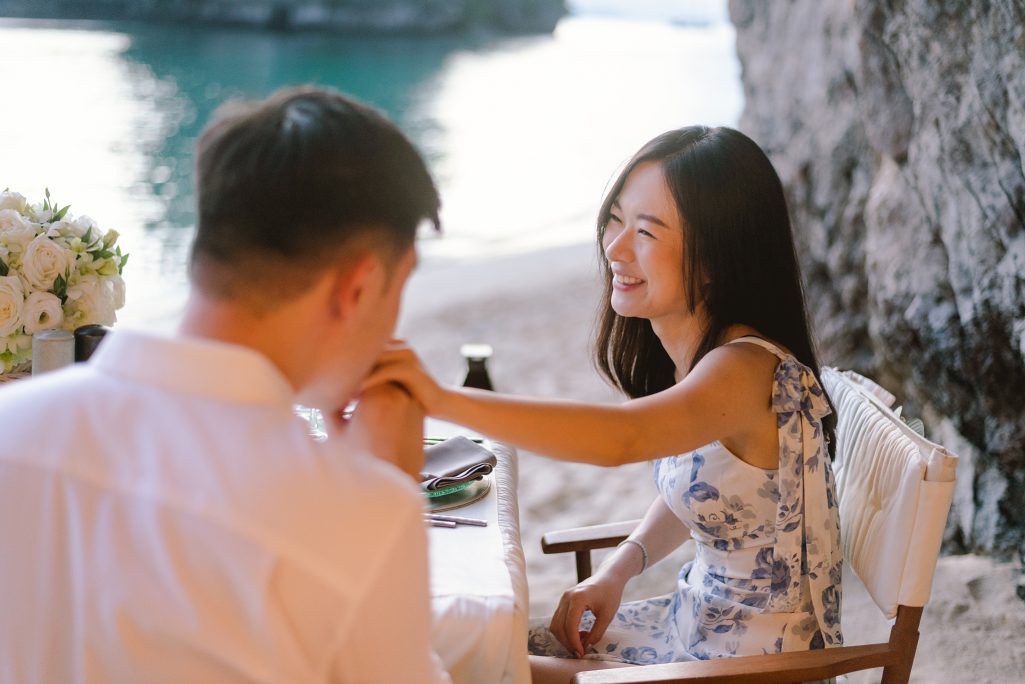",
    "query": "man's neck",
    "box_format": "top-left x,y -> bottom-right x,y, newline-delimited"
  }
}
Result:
178,292 -> 312,395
